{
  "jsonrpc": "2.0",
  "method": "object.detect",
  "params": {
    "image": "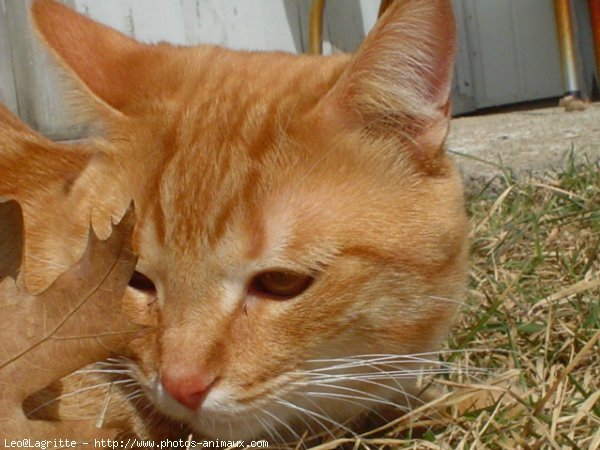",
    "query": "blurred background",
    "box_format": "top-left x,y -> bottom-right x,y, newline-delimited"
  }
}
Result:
0,0 -> 598,140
